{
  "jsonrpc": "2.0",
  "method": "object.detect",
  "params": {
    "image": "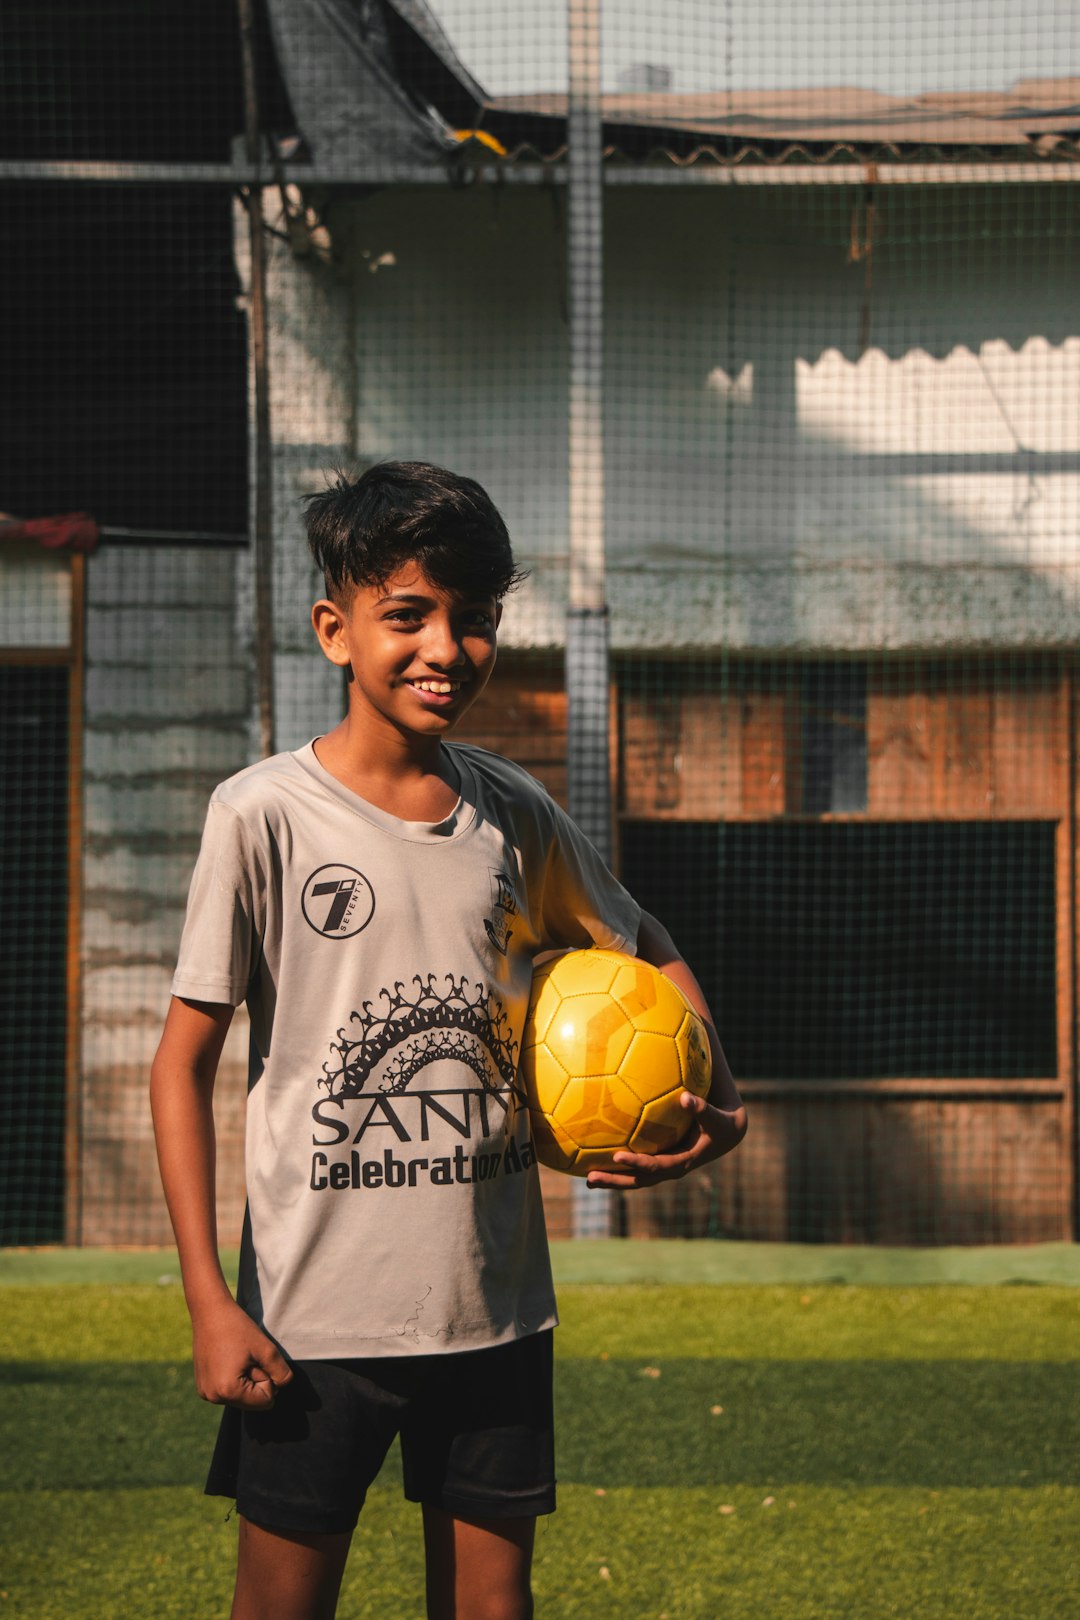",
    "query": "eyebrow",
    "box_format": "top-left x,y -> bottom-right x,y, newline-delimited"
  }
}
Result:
377,592 -> 494,608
